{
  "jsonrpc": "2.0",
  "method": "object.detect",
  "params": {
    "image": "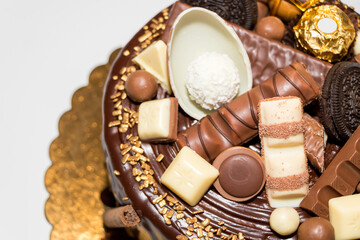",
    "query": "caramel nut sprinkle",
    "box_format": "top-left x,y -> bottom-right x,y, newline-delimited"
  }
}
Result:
112,75 -> 119,80
122,197 -> 129,201
156,153 -> 164,162
159,199 -> 166,208
176,235 -> 188,240
121,75 -> 128,81
120,67 -> 127,75
138,31 -> 152,43
196,228 -> 203,238
108,120 -> 121,127
113,170 -> 120,176
123,50 -> 130,56
192,209 -> 204,215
